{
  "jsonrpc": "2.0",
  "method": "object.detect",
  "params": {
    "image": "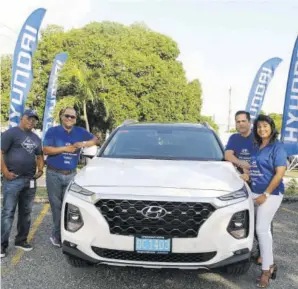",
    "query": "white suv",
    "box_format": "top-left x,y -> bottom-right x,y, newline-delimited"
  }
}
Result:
61,123 -> 254,275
